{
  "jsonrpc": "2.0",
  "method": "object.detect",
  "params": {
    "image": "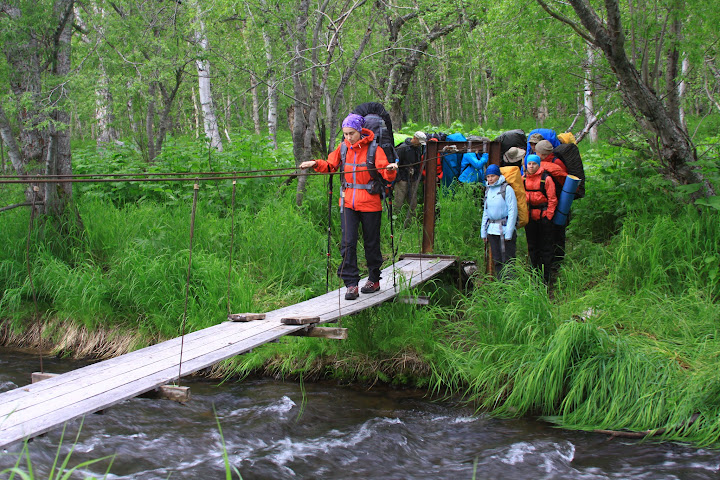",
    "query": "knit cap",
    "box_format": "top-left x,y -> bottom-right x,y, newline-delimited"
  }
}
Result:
485,164 -> 501,177
525,154 -> 541,168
